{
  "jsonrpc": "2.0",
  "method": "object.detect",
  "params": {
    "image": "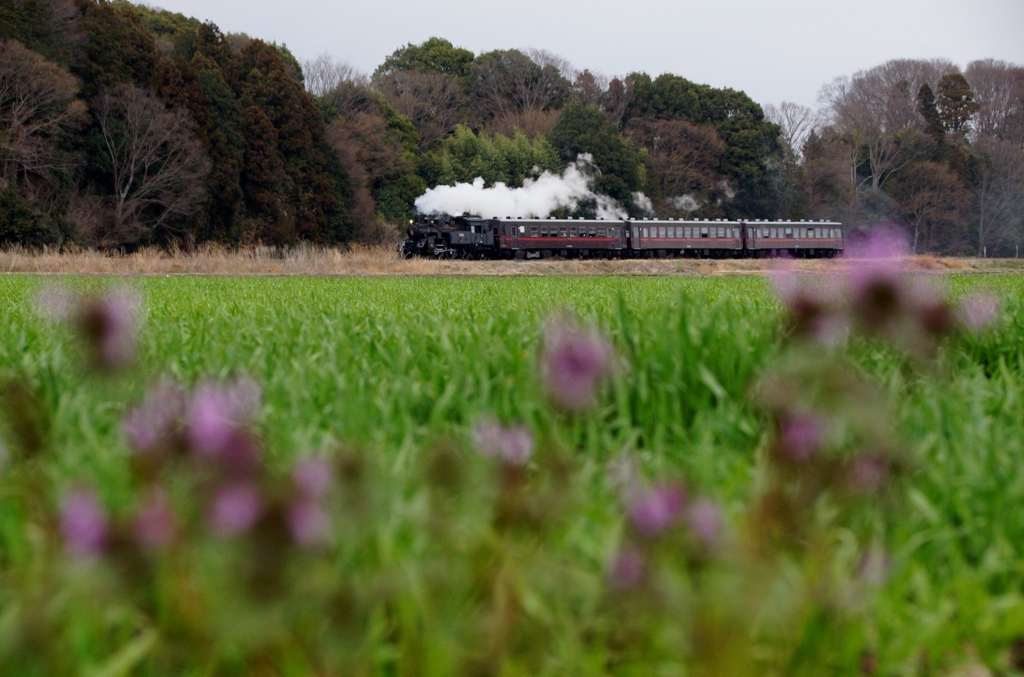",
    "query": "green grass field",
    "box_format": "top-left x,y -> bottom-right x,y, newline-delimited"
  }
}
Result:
1,274 -> 1024,676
